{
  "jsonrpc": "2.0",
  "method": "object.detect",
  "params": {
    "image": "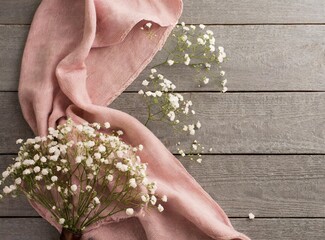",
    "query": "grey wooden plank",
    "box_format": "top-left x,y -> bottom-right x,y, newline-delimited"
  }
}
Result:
1,155 -> 324,217
0,0 -> 41,25
1,25 -> 325,92
2,92 -> 325,154
231,218 -> 325,240
182,0 -> 325,24
0,218 -> 59,240
0,218 -> 324,240
1,0 -> 325,24
0,26 -> 28,91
